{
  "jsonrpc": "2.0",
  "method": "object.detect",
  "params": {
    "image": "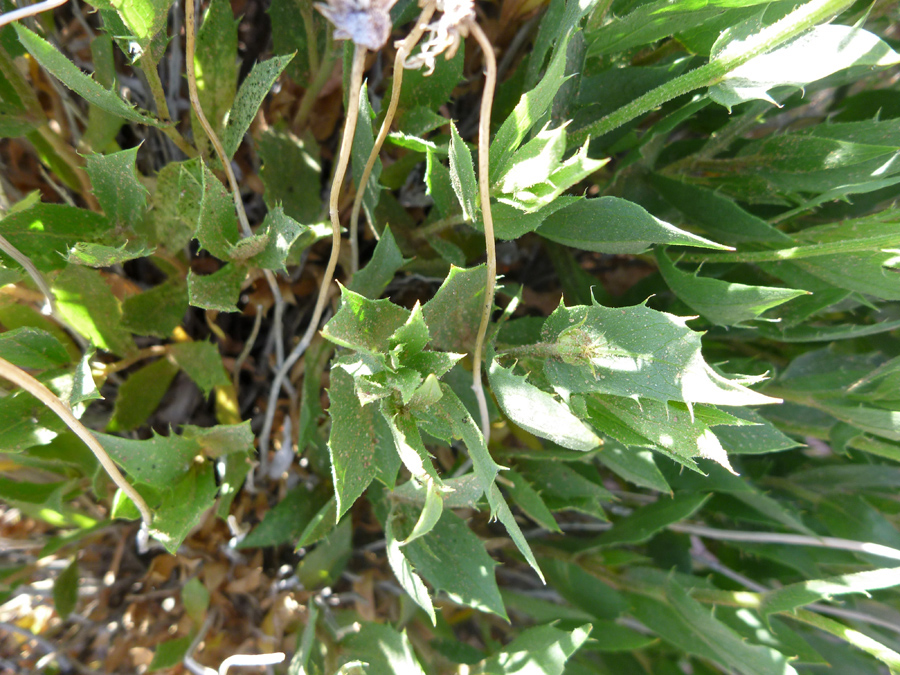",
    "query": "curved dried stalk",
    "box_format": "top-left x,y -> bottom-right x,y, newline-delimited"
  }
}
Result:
257,43 -> 368,459
0,356 -> 153,532
185,0 -> 287,373
0,233 -> 55,314
348,4 -> 436,274
469,22 -> 497,444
